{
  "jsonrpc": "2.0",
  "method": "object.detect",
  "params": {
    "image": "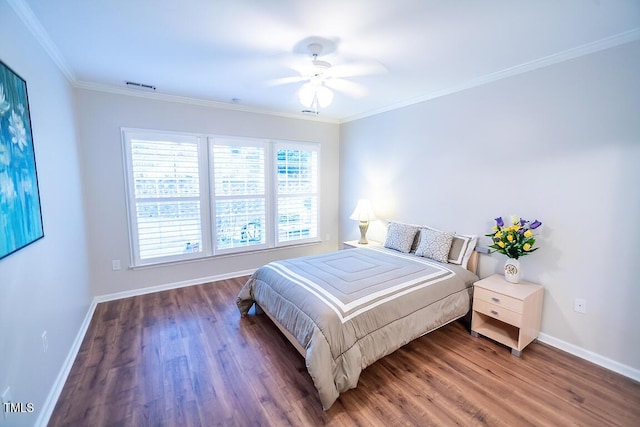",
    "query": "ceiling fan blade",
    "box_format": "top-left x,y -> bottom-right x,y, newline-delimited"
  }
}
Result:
325,78 -> 369,98
328,61 -> 387,79
263,75 -> 306,87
